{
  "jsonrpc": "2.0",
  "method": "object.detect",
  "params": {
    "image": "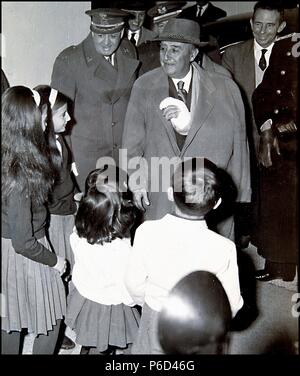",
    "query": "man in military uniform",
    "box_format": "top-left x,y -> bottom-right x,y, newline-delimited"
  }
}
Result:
51,8 -> 139,190
252,23 -> 298,282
